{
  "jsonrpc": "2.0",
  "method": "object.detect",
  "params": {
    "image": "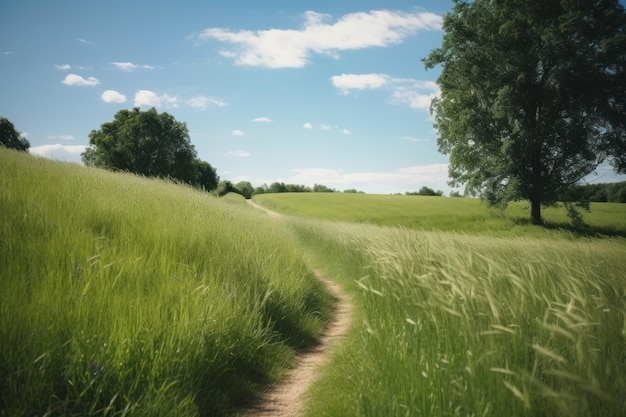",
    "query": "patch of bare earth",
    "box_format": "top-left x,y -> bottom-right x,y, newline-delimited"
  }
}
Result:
243,200 -> 352,417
